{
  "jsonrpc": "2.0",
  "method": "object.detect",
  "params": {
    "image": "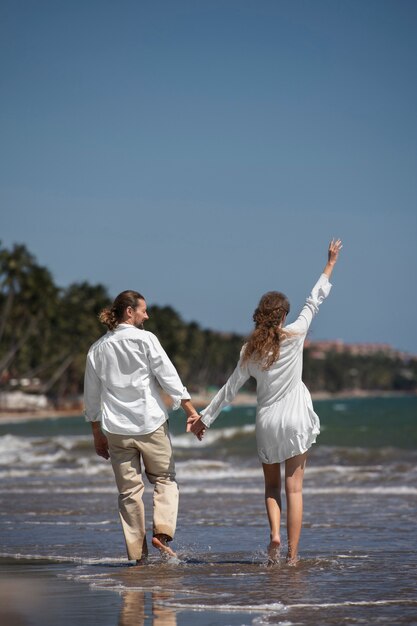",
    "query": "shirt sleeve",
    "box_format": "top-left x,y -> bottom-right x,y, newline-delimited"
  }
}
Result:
285,273 -> 332,337
84,355 -> 102,422
146,332 -> 191,410
200,349 -> 250,428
